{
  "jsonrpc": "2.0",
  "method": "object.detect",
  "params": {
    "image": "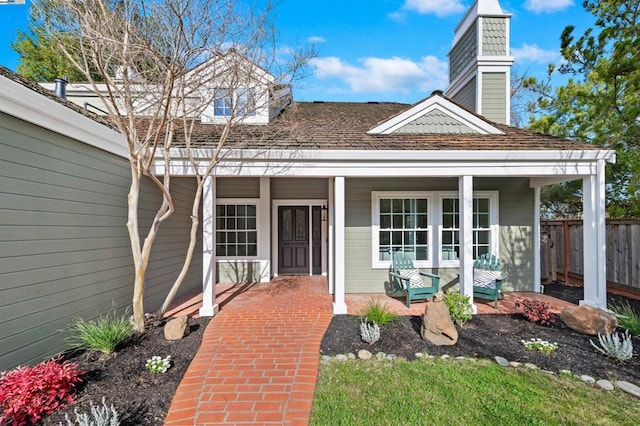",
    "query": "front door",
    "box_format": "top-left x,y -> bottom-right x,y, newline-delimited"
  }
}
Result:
278,206 -> 309,274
